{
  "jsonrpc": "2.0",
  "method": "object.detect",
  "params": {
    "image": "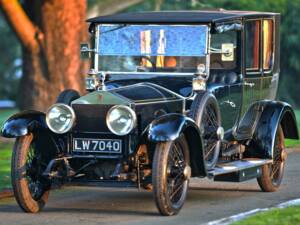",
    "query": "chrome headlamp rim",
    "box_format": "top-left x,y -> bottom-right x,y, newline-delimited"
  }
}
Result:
46,103 -> 76,134
106,105 -> 137,136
